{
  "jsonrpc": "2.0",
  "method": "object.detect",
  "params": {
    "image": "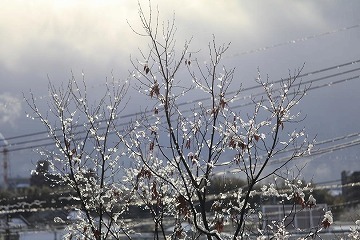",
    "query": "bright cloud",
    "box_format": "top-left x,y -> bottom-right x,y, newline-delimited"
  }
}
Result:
0,1 -> 138,73
0,0 -> 329,74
